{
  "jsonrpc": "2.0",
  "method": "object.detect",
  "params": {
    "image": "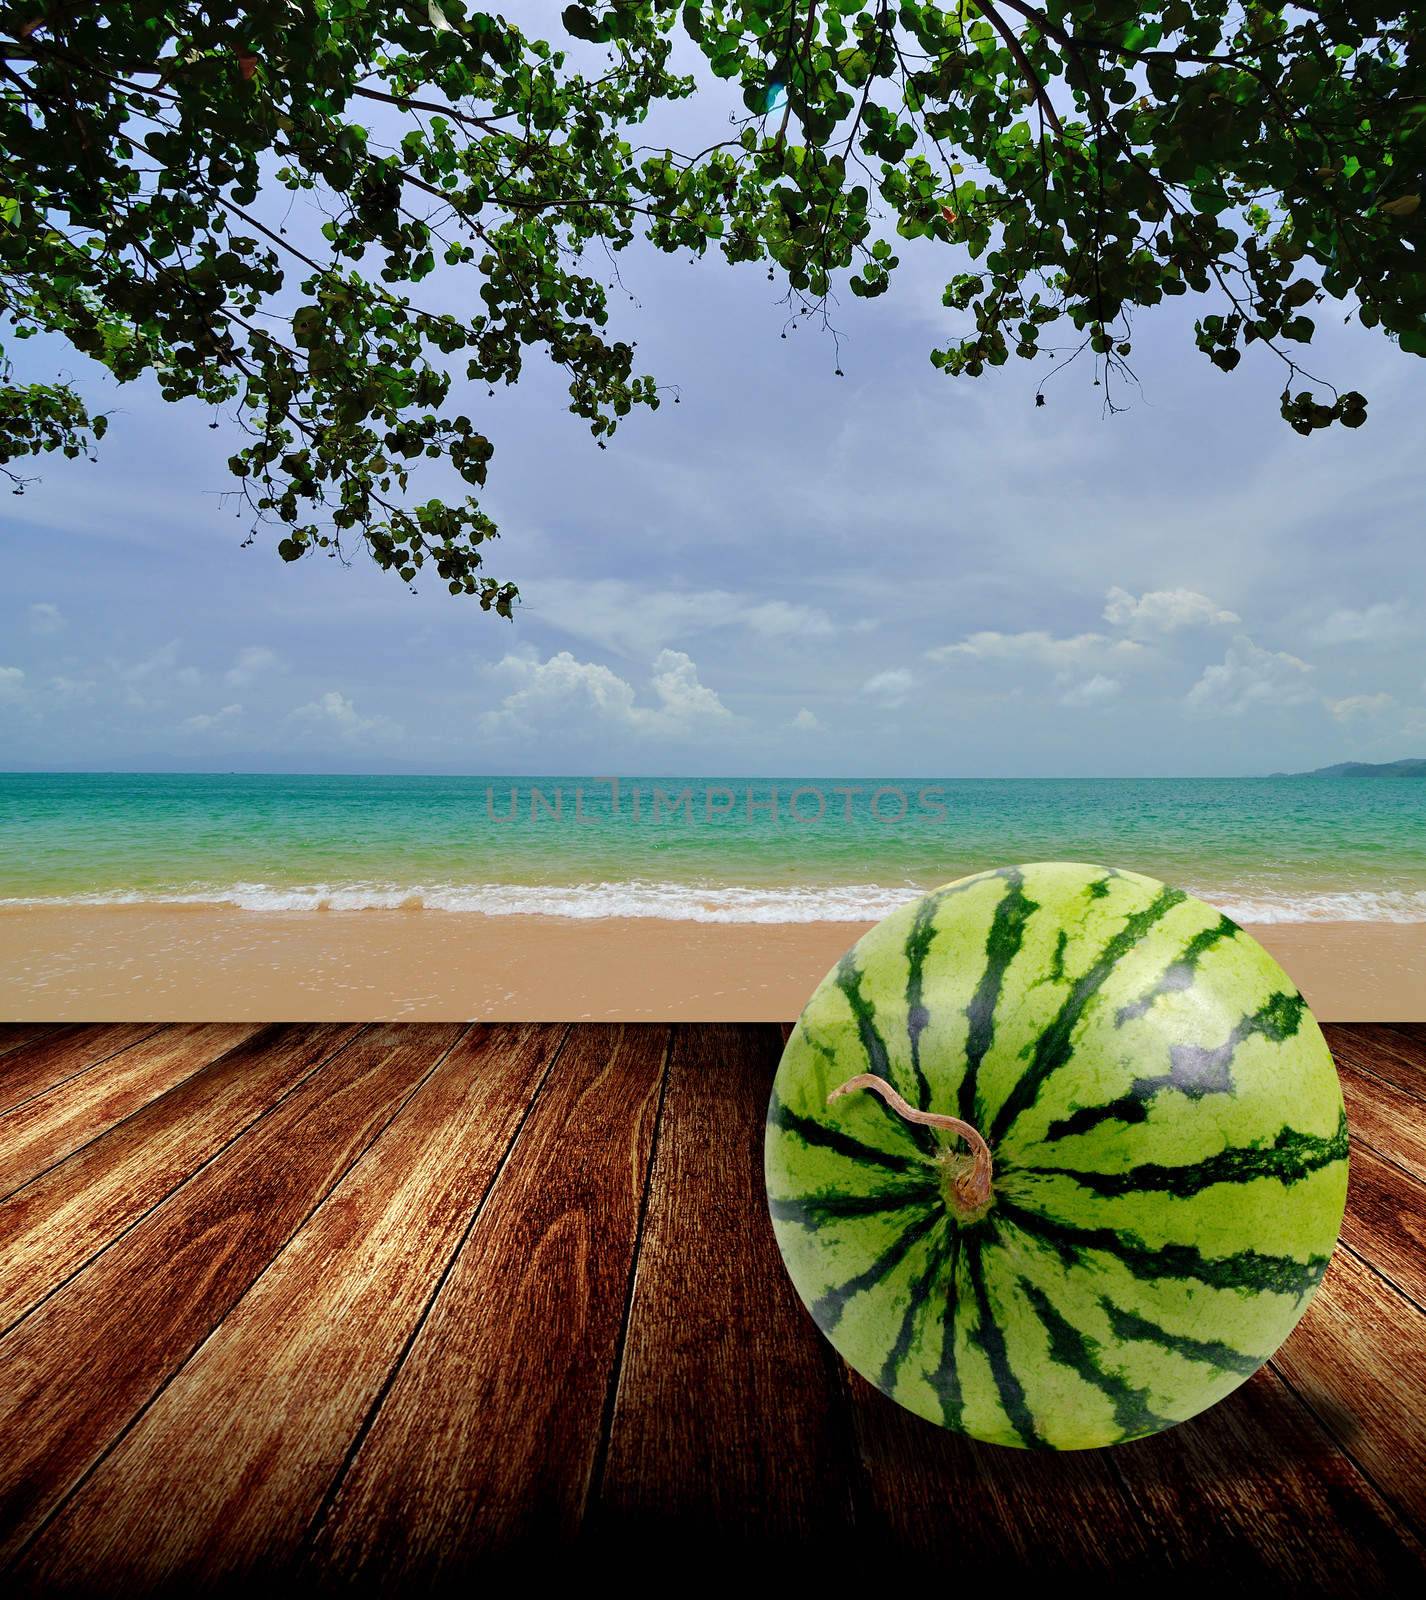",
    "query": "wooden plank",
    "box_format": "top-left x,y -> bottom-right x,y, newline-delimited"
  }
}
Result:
843,1371 -> 1163,1577
1337,1056 -> 1426,1184
1327,1024 -> 1426,1102
19,1024 -> 565,1593
1341,1142 -> 1426,1310
0,1024 -> 164,1116
306,1022 -> 668,1584
0,1023 -> 363,1332
1273,1247 -> 1426,1541
0,1024 -> 63,1061
0,1023 -> 262,1199
590,1023 -> 860,1558
0,1021 -> 465,1564
1352,1024 -> 1426,1069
